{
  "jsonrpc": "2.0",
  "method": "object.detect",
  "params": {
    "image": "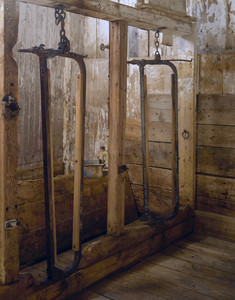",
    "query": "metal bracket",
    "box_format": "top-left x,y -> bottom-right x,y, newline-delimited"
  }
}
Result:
2,95 -> 20,119
100,43 -> 110,51
118,165 -> 128,174
4,219 -> 21,229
